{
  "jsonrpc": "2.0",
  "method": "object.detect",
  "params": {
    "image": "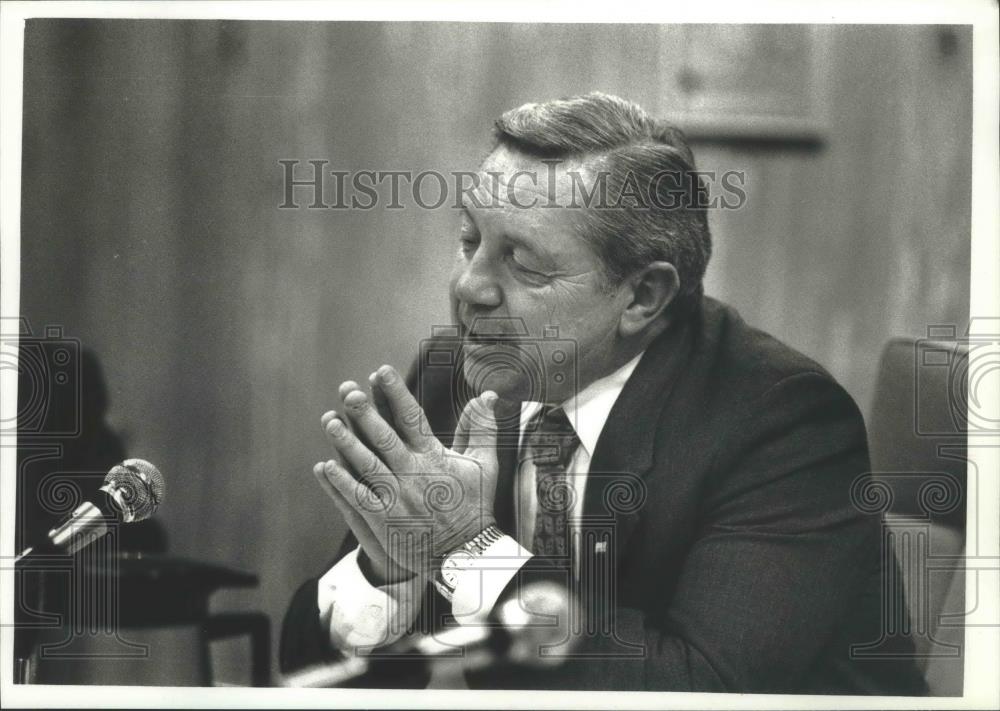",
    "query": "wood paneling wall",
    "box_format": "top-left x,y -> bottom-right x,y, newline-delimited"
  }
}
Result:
19,21 -> 971,682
